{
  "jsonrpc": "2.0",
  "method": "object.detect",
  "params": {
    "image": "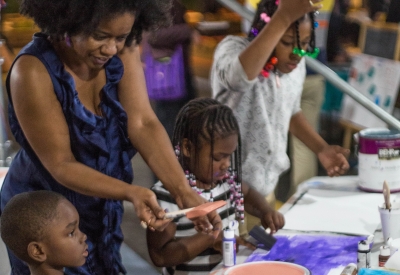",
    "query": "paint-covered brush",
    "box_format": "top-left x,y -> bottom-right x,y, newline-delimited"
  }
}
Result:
247,225 -> 277,250
383,181 -> 391,210
165,200 -> 226,219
